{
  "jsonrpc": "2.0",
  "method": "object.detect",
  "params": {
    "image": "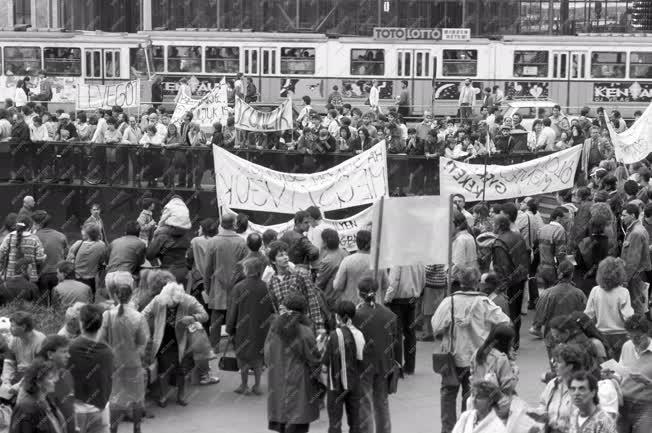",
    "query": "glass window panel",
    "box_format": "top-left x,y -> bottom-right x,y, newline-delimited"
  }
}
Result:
4,47 -> 41,76
591,51 -> 626,78
167,46 -> 201,73
442,49 -> 477,76
129,47 -> 149,77
205,47 -> 239,74
513,50 -> 548,77
630,52 -> 652,79
152,45 -> 165,73
44,47 -> 81,76
350,49 -> 385,75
